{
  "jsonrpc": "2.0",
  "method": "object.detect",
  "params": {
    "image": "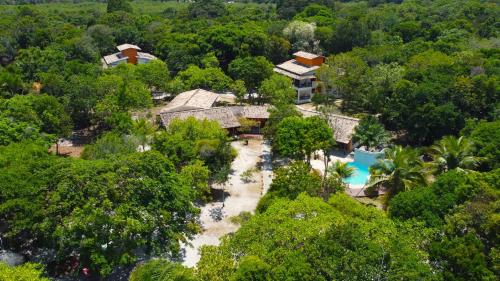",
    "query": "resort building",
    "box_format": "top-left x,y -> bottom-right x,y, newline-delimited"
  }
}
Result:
102,44 -> 157,68
298,108 -> 360,152
158,89 -> 269,134
160,89 -> 219,113
273,51 -> 325,104
158,89 -> 359,152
